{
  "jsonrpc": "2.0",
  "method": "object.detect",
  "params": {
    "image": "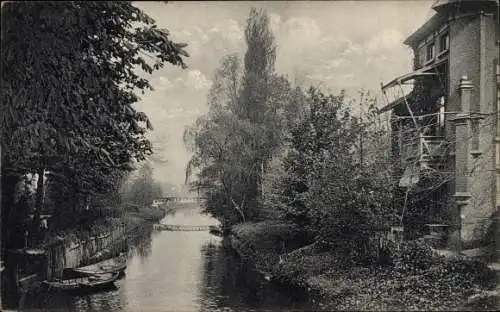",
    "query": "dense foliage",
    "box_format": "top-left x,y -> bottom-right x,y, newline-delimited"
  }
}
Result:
185,8 -> 396,257
121,162 -> 163,209
264,238 -> 498,311
1,1 -> 187,249
264,88 -> 397,251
